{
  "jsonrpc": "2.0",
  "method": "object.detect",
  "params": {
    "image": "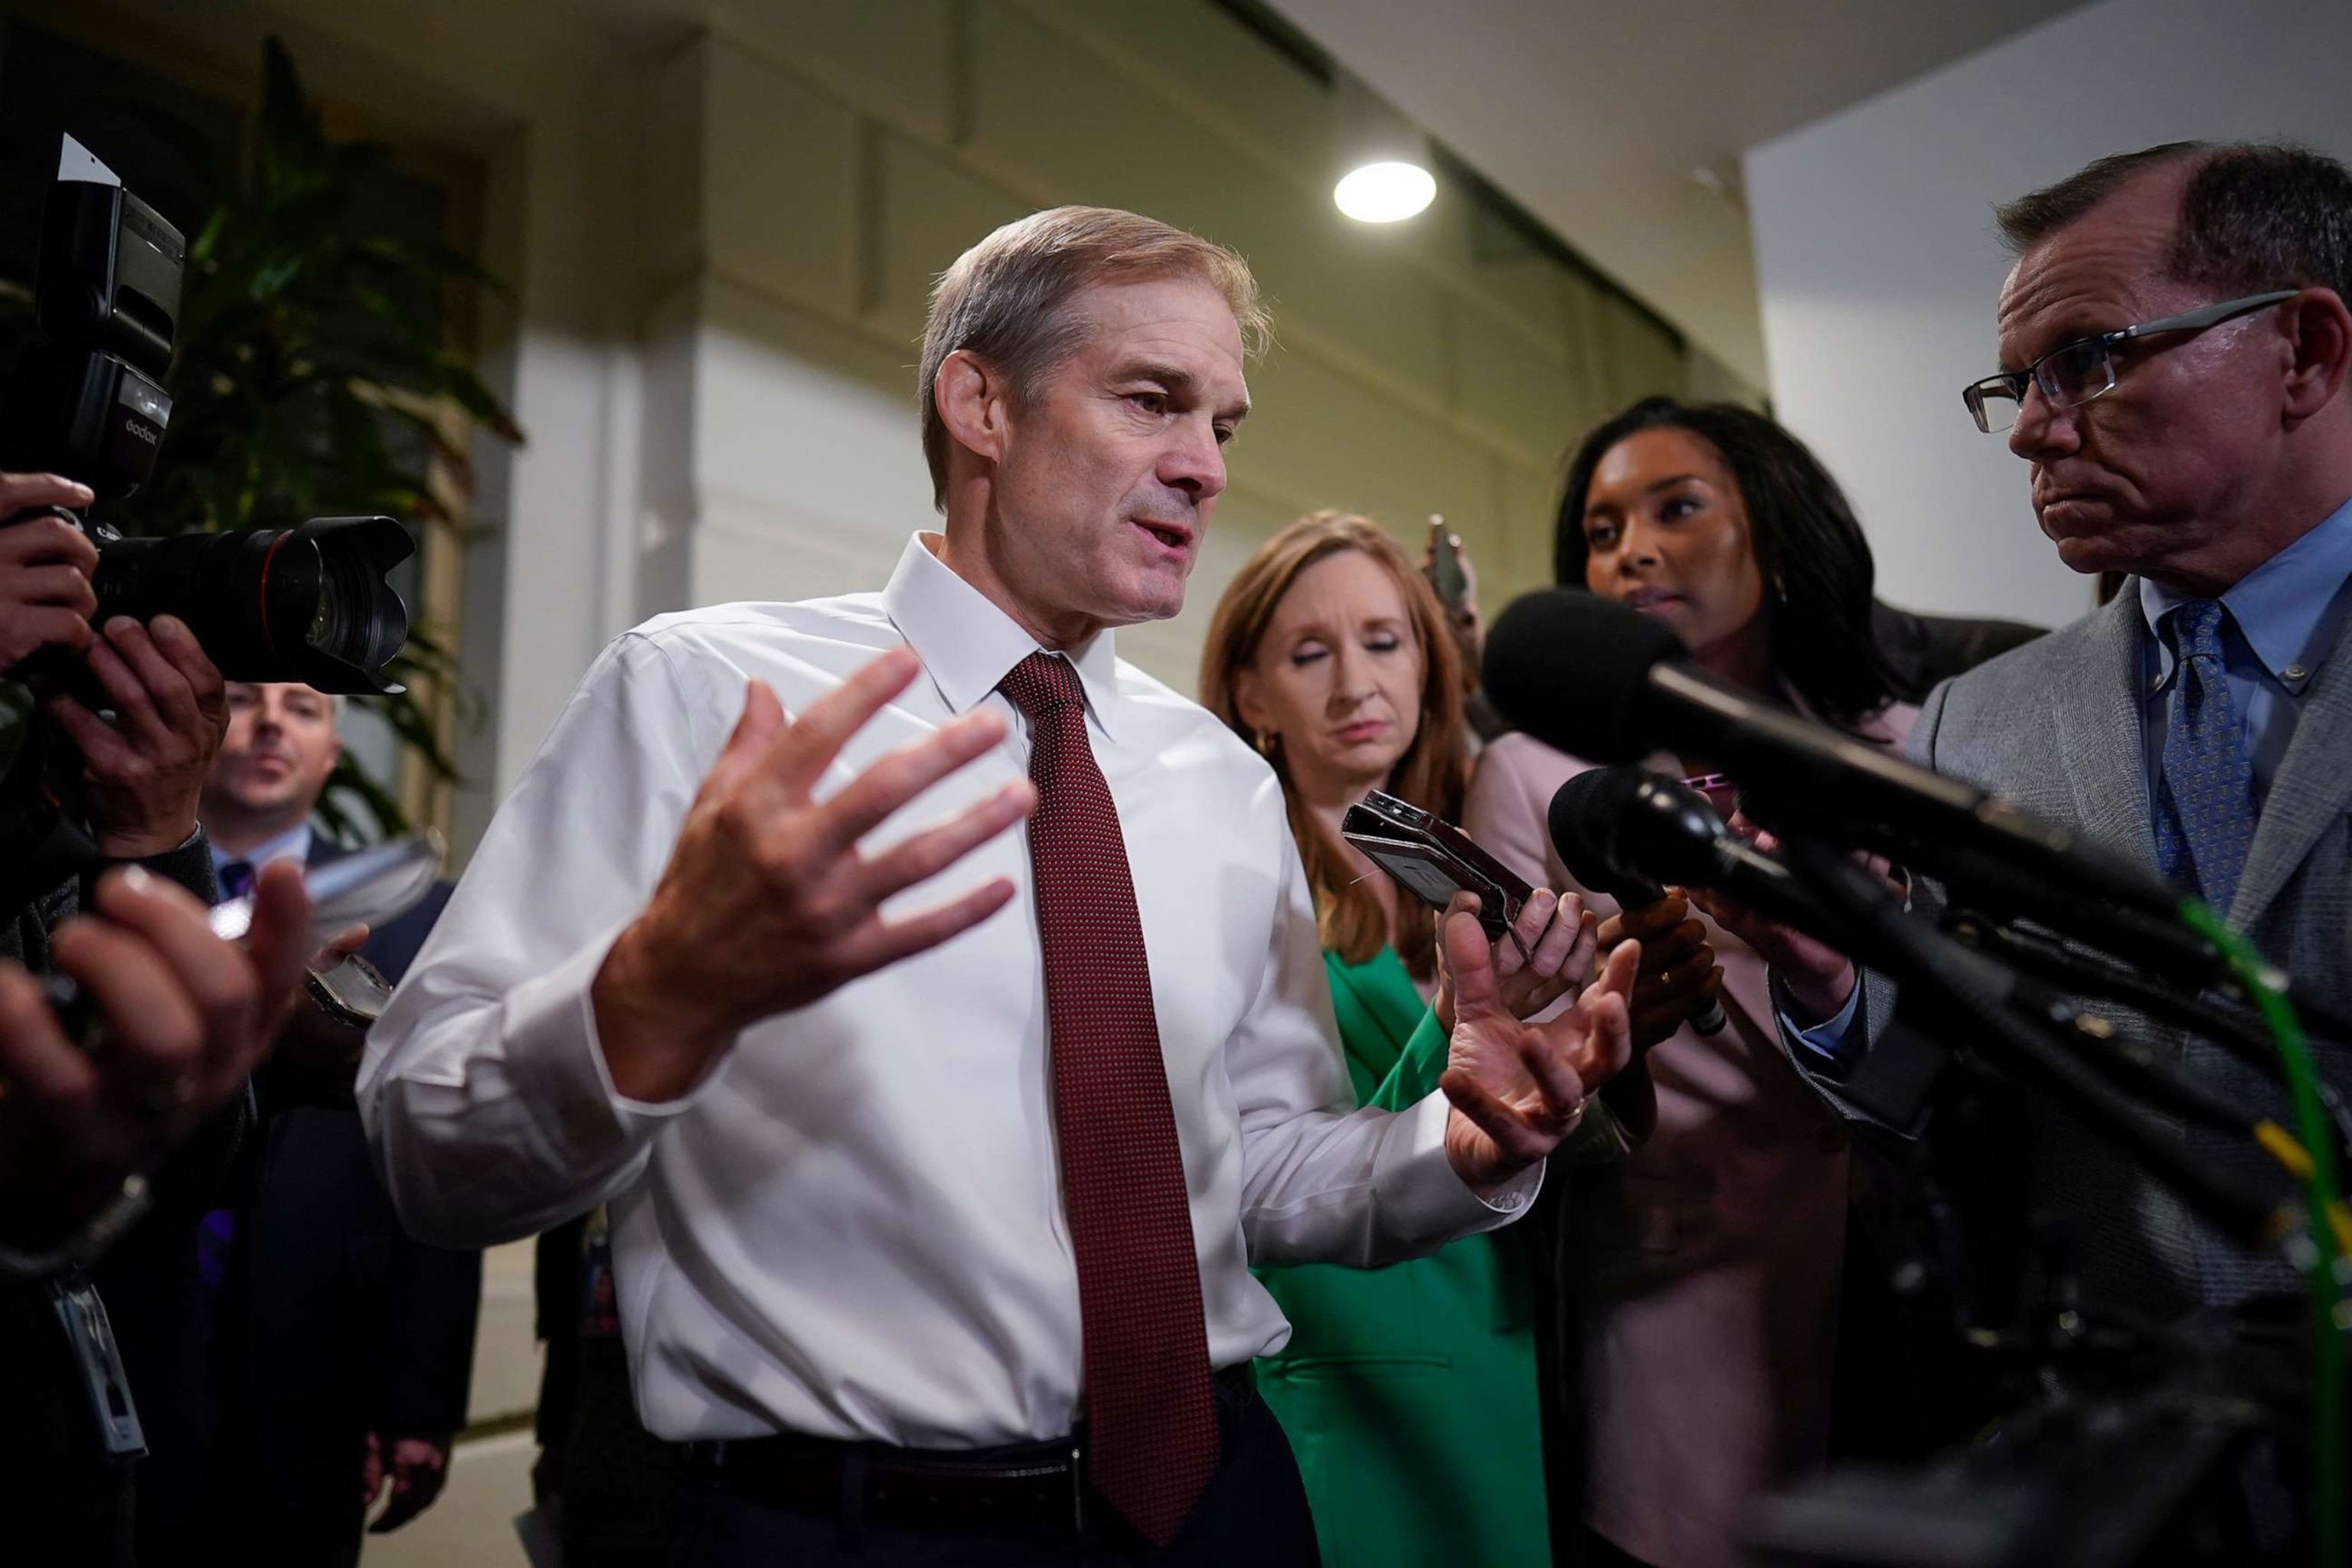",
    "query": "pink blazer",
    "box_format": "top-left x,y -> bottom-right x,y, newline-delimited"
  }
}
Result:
1464,702 -> 1915,1568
